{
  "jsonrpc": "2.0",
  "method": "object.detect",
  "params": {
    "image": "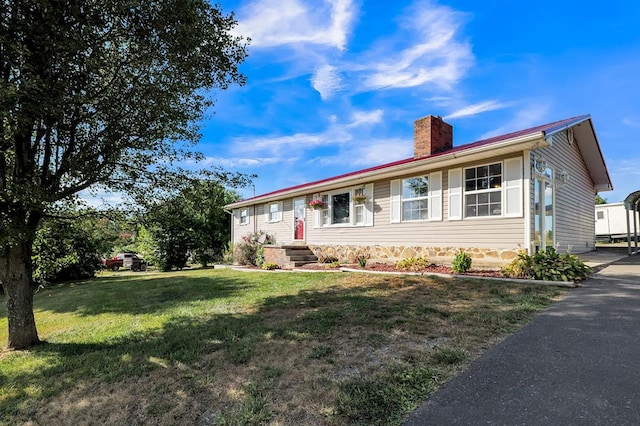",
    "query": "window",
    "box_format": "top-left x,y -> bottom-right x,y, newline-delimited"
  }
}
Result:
268,202 -> 282,222
402,176 -> 429,221
390,173 -> 441,223
240,208 -> 248,225
331,192 -> 350,224
314,184 -> 374,228
464,163 -> 502,217
596,211 -> 604,220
